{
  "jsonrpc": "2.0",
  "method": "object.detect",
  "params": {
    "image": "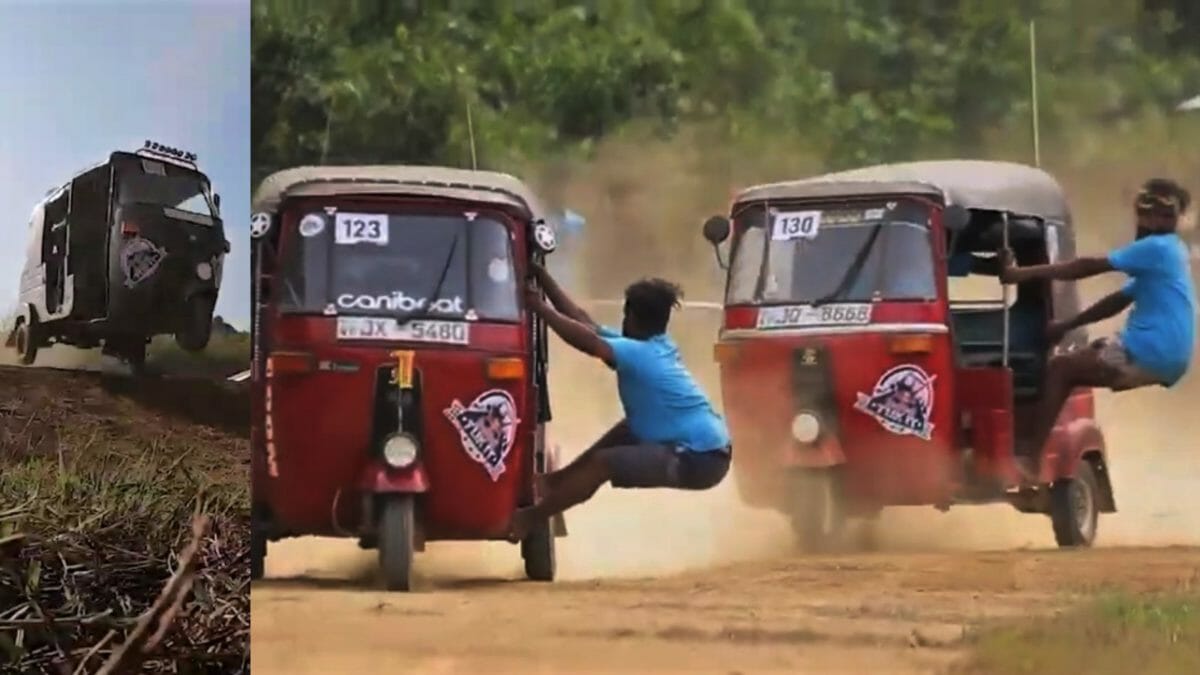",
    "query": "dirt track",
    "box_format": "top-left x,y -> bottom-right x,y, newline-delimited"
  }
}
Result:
250,539 -> 1200,674
250,317 -> 1200,674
